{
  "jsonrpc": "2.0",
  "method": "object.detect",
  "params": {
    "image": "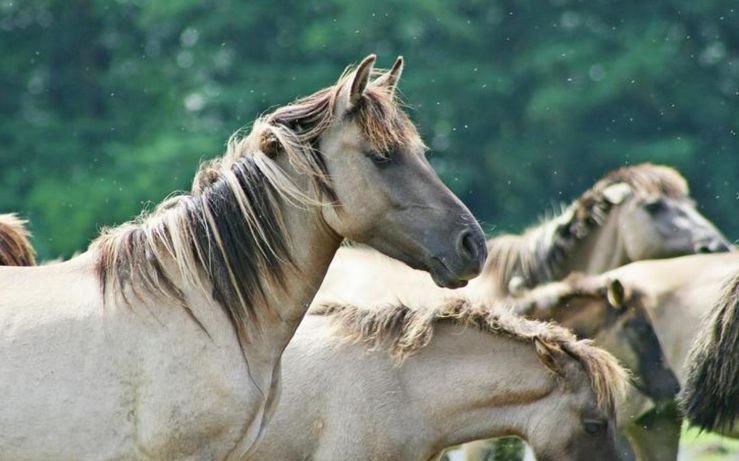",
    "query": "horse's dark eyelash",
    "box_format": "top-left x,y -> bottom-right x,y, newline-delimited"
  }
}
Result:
365,151 -> 390,164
